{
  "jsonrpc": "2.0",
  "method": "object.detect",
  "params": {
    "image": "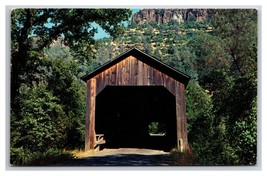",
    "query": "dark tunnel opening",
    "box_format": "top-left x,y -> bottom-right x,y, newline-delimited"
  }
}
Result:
95,86 -> 177,151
